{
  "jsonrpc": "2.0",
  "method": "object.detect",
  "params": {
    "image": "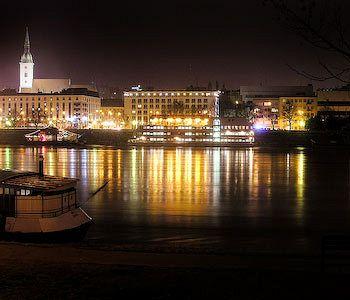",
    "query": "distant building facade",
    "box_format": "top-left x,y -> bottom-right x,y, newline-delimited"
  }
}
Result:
0,88 -> 100,128
123,90 -> 220,128
317,88 -> 350,117
239,85 -> 315,130
278,97 -> 318,130
99,99 -> 125,128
